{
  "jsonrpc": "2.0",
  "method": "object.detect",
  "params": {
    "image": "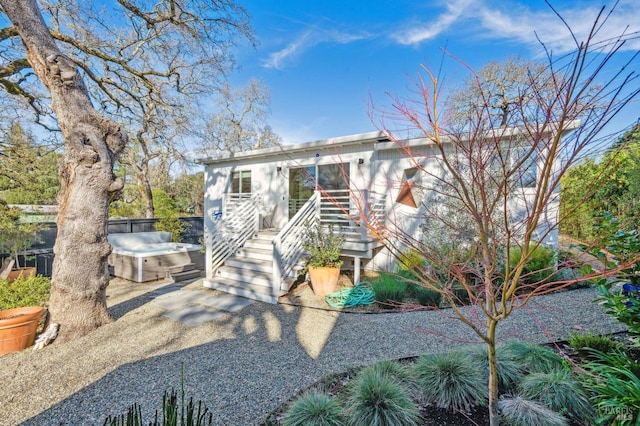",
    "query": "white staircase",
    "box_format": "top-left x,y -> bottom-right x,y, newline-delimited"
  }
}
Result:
203,229 -> 305,304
